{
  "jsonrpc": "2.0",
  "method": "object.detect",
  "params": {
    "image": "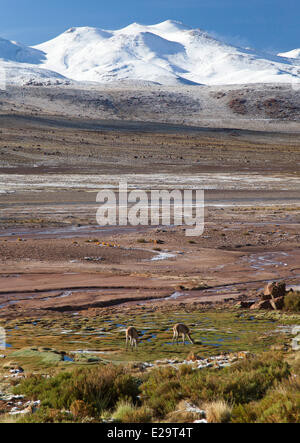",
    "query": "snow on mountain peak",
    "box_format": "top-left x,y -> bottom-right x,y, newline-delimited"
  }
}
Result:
116,20 -> 190,36
278,48 -> 300,59
0,21 -> 300,86
0,37 -> 45,64
151,19 -> 191,32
